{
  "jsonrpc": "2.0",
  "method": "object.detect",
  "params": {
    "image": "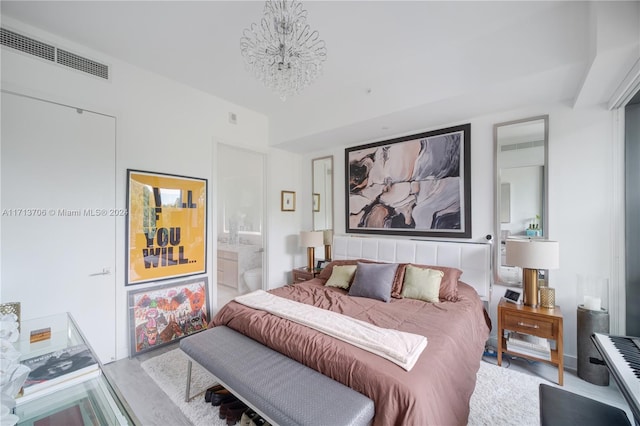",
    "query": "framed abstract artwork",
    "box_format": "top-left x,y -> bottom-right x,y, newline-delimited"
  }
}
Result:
345,124 -> 471,238
126,169 -> 207,285
128,277 -> 210,356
